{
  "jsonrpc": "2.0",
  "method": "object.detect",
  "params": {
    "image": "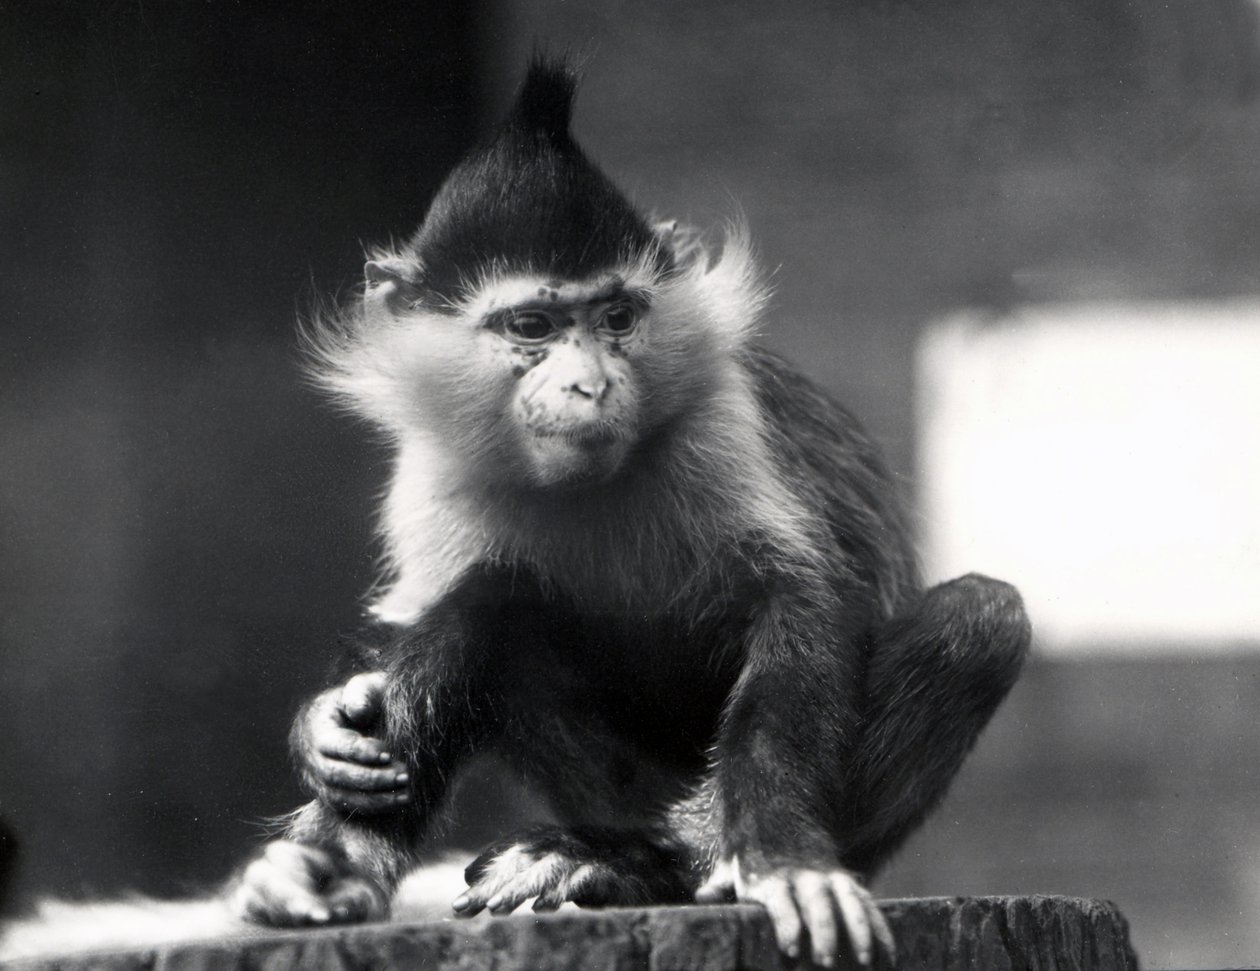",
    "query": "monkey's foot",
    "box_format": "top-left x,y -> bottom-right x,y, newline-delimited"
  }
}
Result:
231,839 -> 389,927
454,826 -> 691,916
697,859 -> 895,969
